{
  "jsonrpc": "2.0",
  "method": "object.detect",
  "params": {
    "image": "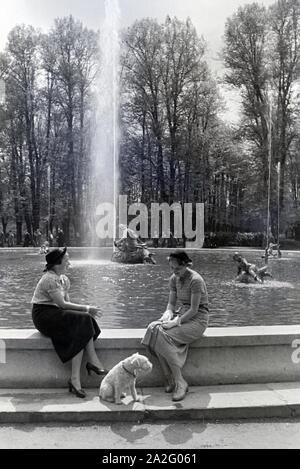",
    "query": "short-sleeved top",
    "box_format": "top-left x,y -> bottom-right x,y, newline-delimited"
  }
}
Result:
31,270 -> 70,306
168,268 -> 209,313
